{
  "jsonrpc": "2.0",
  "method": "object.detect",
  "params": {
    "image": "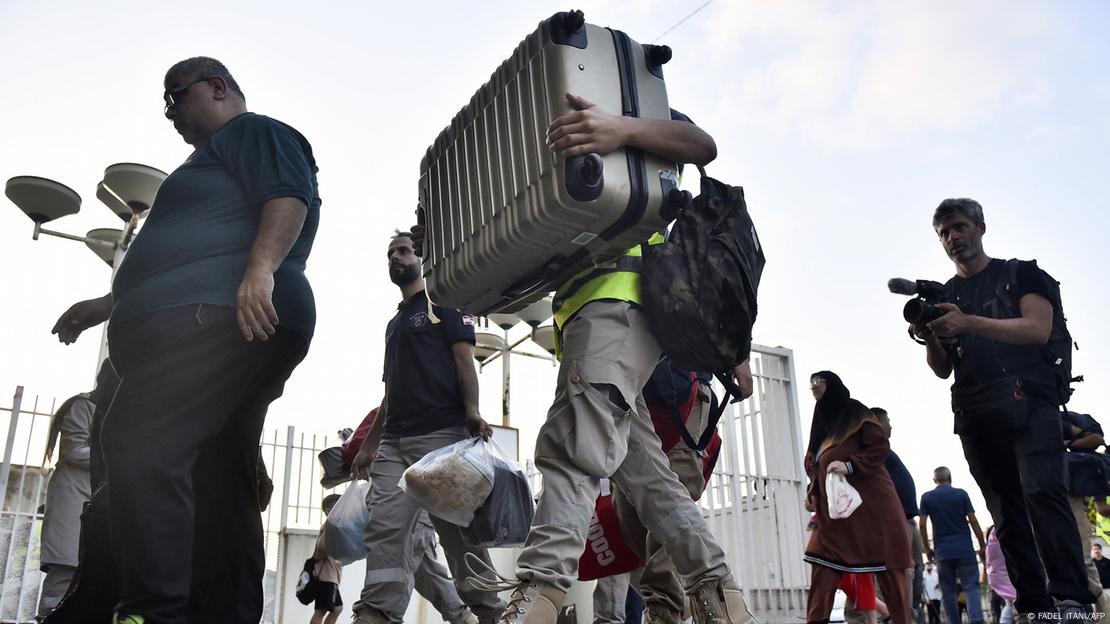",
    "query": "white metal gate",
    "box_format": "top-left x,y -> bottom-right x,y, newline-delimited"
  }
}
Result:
705,344 -> 809,621
0,388 -> 54,624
